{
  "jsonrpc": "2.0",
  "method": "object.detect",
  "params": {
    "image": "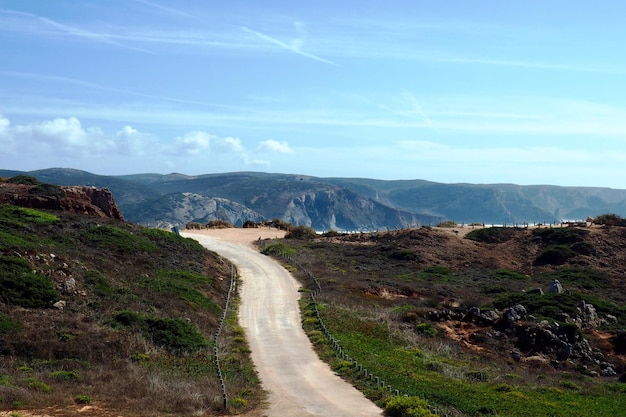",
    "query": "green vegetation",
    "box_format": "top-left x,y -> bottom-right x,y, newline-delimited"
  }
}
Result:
594,213 -> 626,226
140,270 -> 221,313
277,226 -> 626,417
384,396 -> 438,417
436,220 -> 457,228
49,370 -> 79,381
285,224 -> 317,239
112,310 -> 209,353
6,175 -> 40,185
74,395 -> 92,404
0,255 -> 60,308
83,224 -> 159,253
0,202 -> 262,415
0,313 -> 22,335
464,226 -> 519,243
